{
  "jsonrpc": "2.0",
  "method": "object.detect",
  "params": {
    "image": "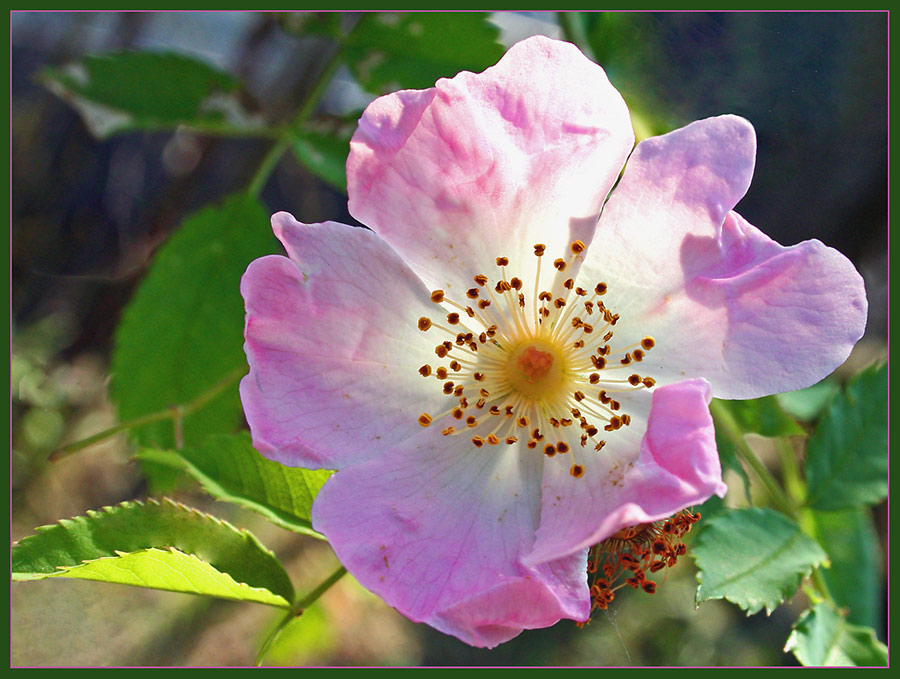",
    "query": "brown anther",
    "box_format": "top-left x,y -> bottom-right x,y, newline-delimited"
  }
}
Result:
487,434 -> 501,445
465,306 -> 476,318
442,382 -> 454,394
642,581 -> 657,594
540,308 -> 550,317
441,426 -> 455,436
642,377 -> 656,388
649,561 -> 666,573
466,416 -> 478,427
582,323 -> 594,334
557,442 -> 570,454
586,426 -> 599,437
489,406 -> 501,416
436,367 -> 448,379
563,278 -> 575,290
510,277 -> 522,290
570,240 -> 587,254
430,290 -> 445,303
570,464 -> 585,478
472,435 -> 485,448
475,398 -> 486,409
595,282 -> 608,295
449,360 -> 461,371
598,390 -> 610,403
628,374 -> 642,386
553,258 -> 567,271
599,345 -> 611,356
589,373 -> 600,384
495,280 -> 511,293
527,440 -> 538,449
445,313 -> 459,325
517,416 -> 529,428
620,353 -> 633,365
573,340 -> 585,348
479,388 -> 490,398
560,418 -> 573,426
544,444 -> 557,457
473,372 -> 486,382
573,391 -> 586,402
418,413 -> 433,427
603,331 -> 614,342
595,440 -> 606,451
474,274 -> 488,286
622,414 -> 631,426
610,400 -> 620,410
641,337 -> 656,350
591,355 -> 607,369
539,291 -> 552,302
505,405 -> 514,416
532,428 -> 544,441
418,365 -> 432,377
466,288 -> 480,299
435,345 -> 448,358
576,287 -> 588,297
533,243 -> 546,256
454,385 -> 464,397
554,298 -> 566,309
518,293 -> 526,307
505,436 -> 518,444
496,256 -> 509,267
478,299 -> 491,309
632,349 -> 644,362
417,317 -> 432,331
452,408 -> 464,419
